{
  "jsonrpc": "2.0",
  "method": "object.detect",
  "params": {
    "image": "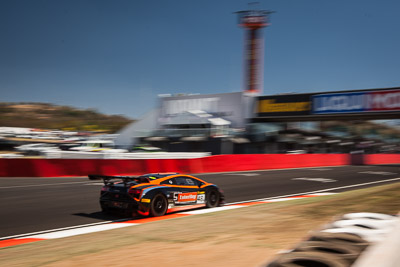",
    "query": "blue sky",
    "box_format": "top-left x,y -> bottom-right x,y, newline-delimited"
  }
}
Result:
1,0 -> 400,119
